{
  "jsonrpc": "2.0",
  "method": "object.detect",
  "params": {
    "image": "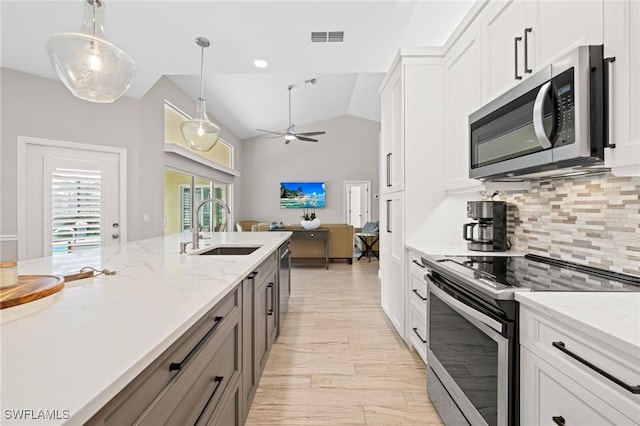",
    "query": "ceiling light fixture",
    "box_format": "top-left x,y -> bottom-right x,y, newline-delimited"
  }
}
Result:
180,37 -> 221,152
253,59 -> 268,68
46,0 -> 136,103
